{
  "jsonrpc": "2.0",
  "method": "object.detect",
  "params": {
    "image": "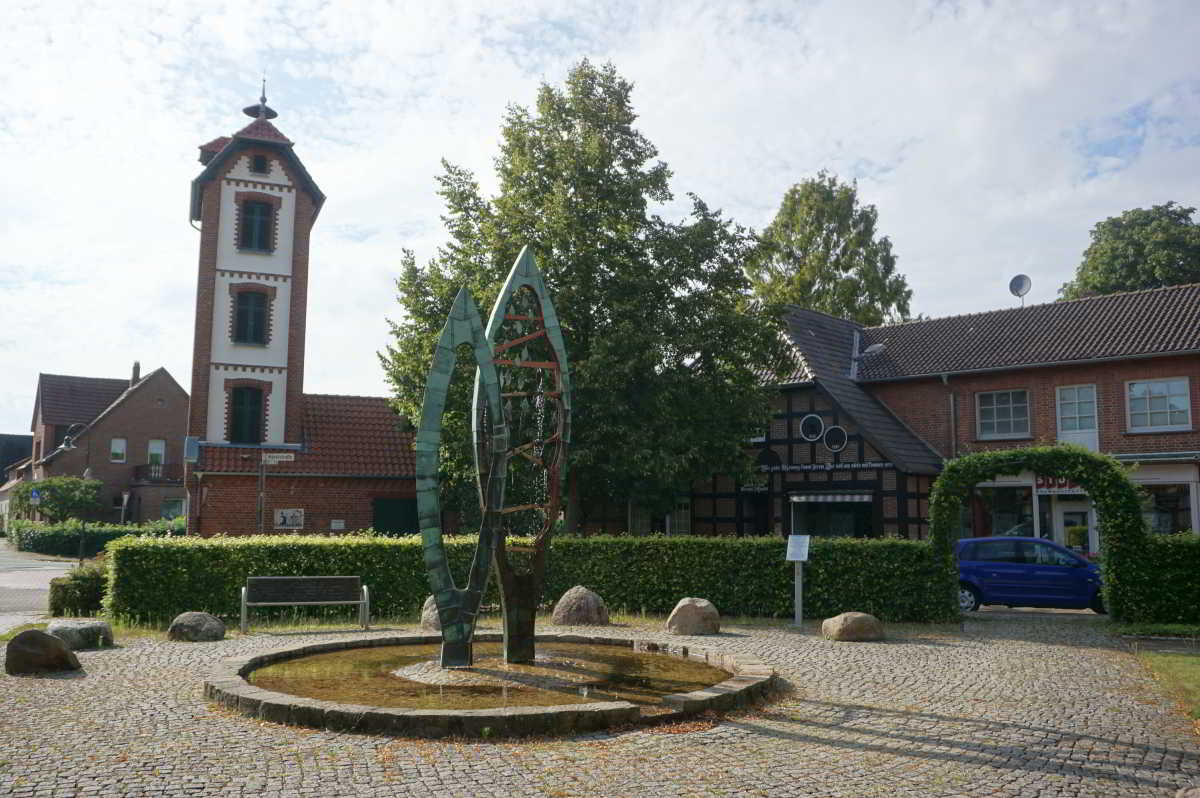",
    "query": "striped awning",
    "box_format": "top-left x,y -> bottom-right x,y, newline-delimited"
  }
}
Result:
789,493 -> 874,503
